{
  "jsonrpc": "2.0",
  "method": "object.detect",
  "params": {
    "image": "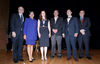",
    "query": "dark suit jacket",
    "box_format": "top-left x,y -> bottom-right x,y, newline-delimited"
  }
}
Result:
63,17 -> 79,36
78,17 -> 91,36
50,17 -> 63,36
10,13 -> 24,37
